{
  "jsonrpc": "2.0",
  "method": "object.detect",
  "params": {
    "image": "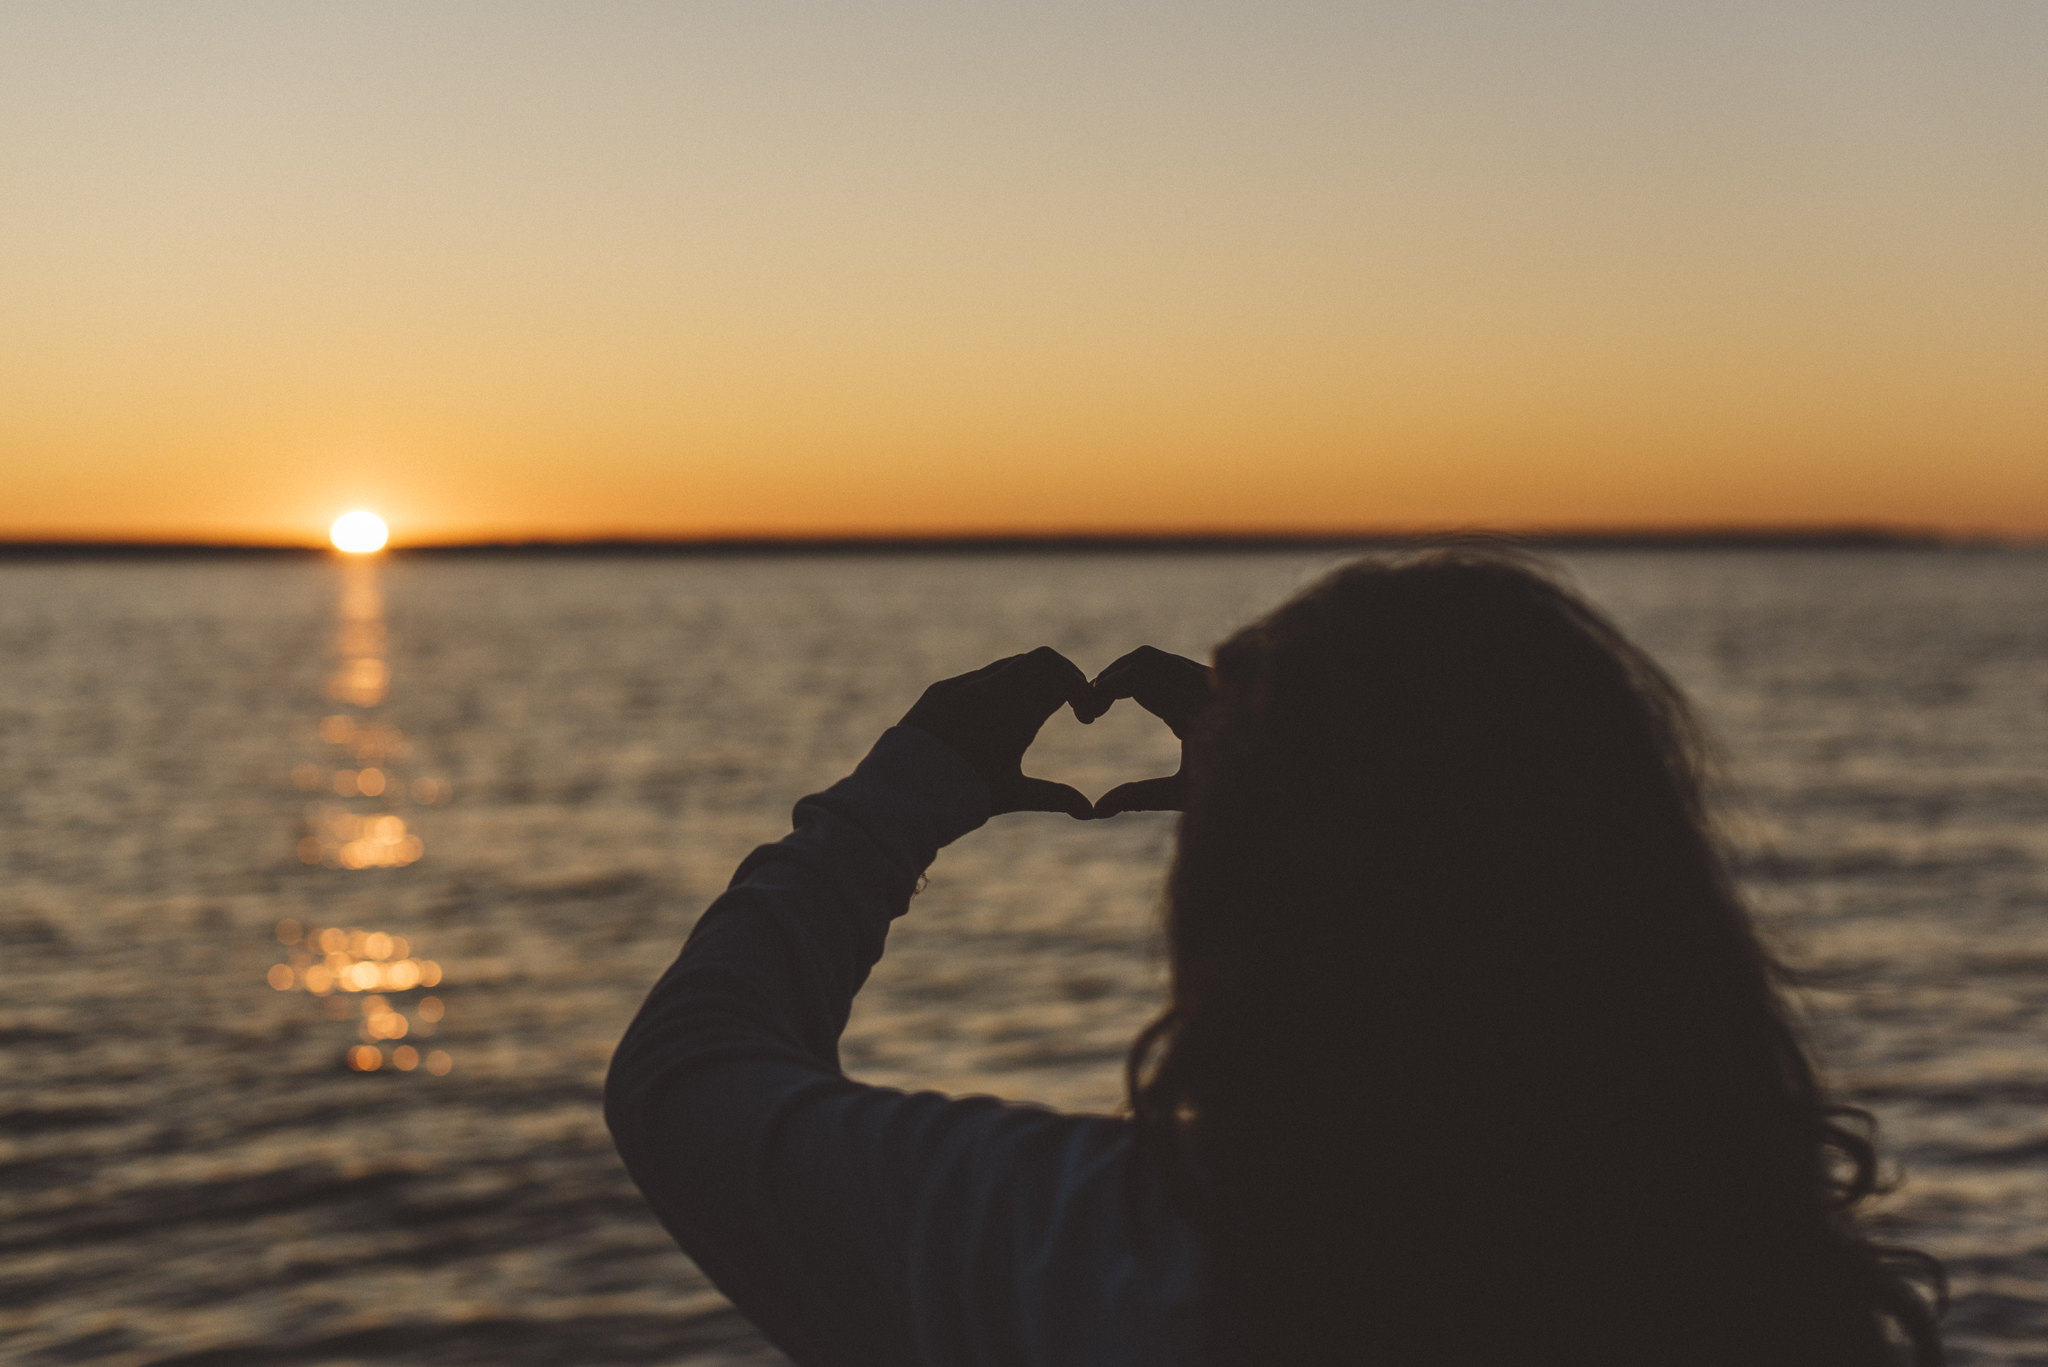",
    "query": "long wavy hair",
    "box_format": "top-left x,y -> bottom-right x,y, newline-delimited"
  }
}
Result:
1127,550 -> 1943,1366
